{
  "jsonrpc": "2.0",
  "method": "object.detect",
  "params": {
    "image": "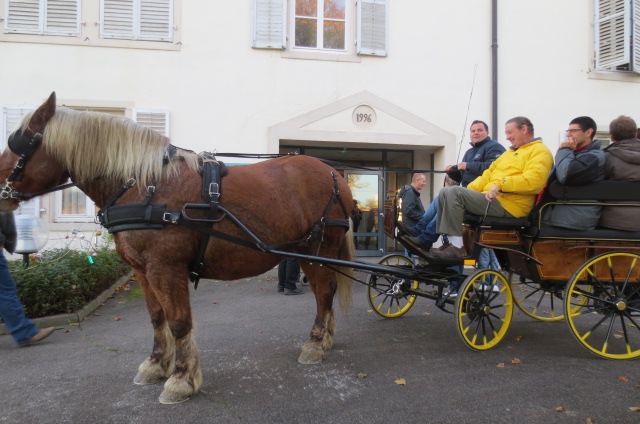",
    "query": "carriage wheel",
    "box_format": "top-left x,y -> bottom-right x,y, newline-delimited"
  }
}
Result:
455,269 -> 513,351
564,252 -> 640,360
511,276 -> 565,322
367,255 -> 419,318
